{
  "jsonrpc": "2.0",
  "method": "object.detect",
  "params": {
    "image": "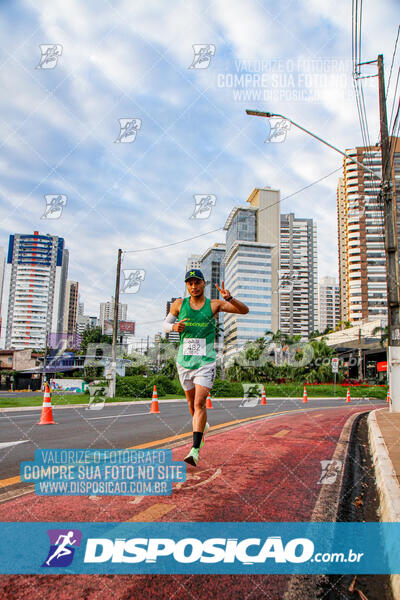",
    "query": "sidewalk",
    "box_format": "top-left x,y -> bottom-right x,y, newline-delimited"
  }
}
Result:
368,408 -> 400,599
